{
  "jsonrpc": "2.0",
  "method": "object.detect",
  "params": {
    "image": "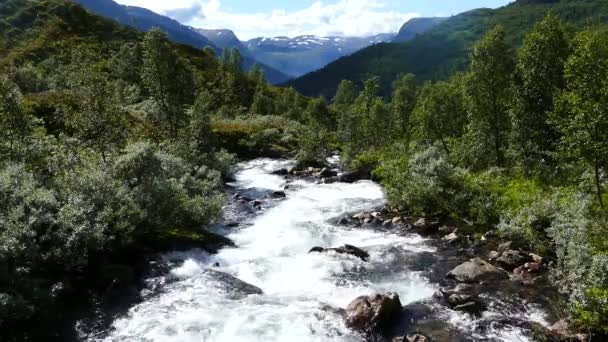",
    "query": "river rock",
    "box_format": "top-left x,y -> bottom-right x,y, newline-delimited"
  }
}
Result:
497,241 -> 512,253
271,190 -> 286,198
393,334 -> 429,342
202,269 -> 263,298
271,168 -> 289,175
317,168 -> 338,178
488,250 -> 500,261
345,292 -> 402,335
339,167 -> 372,183
446,258 -> 508,283
309,244 -> 370,261
433,290 -> 487,316
496,250 -> 533,270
